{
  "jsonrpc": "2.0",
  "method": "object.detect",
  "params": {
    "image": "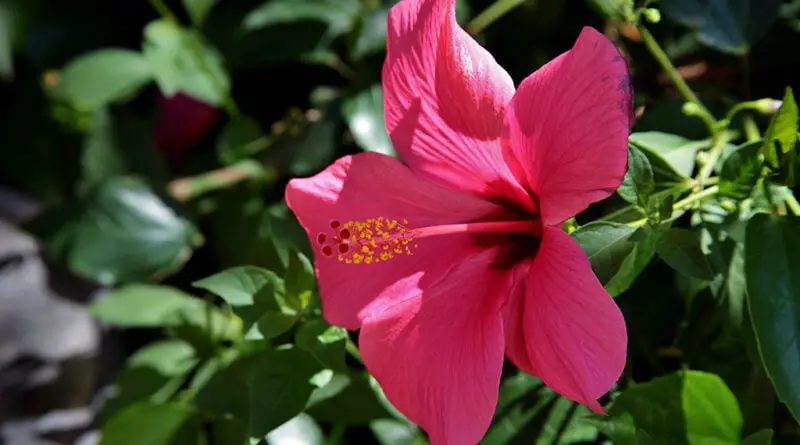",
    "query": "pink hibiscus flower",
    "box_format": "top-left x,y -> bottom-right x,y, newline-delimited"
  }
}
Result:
285,0 -> 632,443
